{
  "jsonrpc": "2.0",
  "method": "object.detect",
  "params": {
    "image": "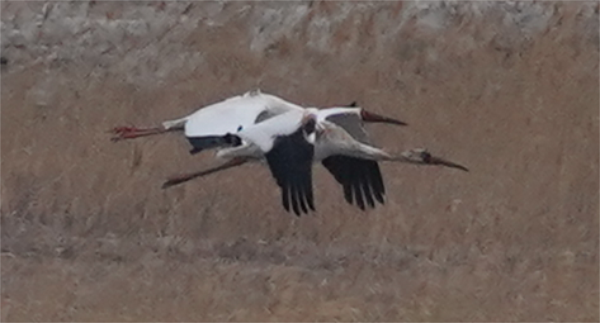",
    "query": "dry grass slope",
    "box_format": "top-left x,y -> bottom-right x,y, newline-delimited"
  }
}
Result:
1,1 -> 598,321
